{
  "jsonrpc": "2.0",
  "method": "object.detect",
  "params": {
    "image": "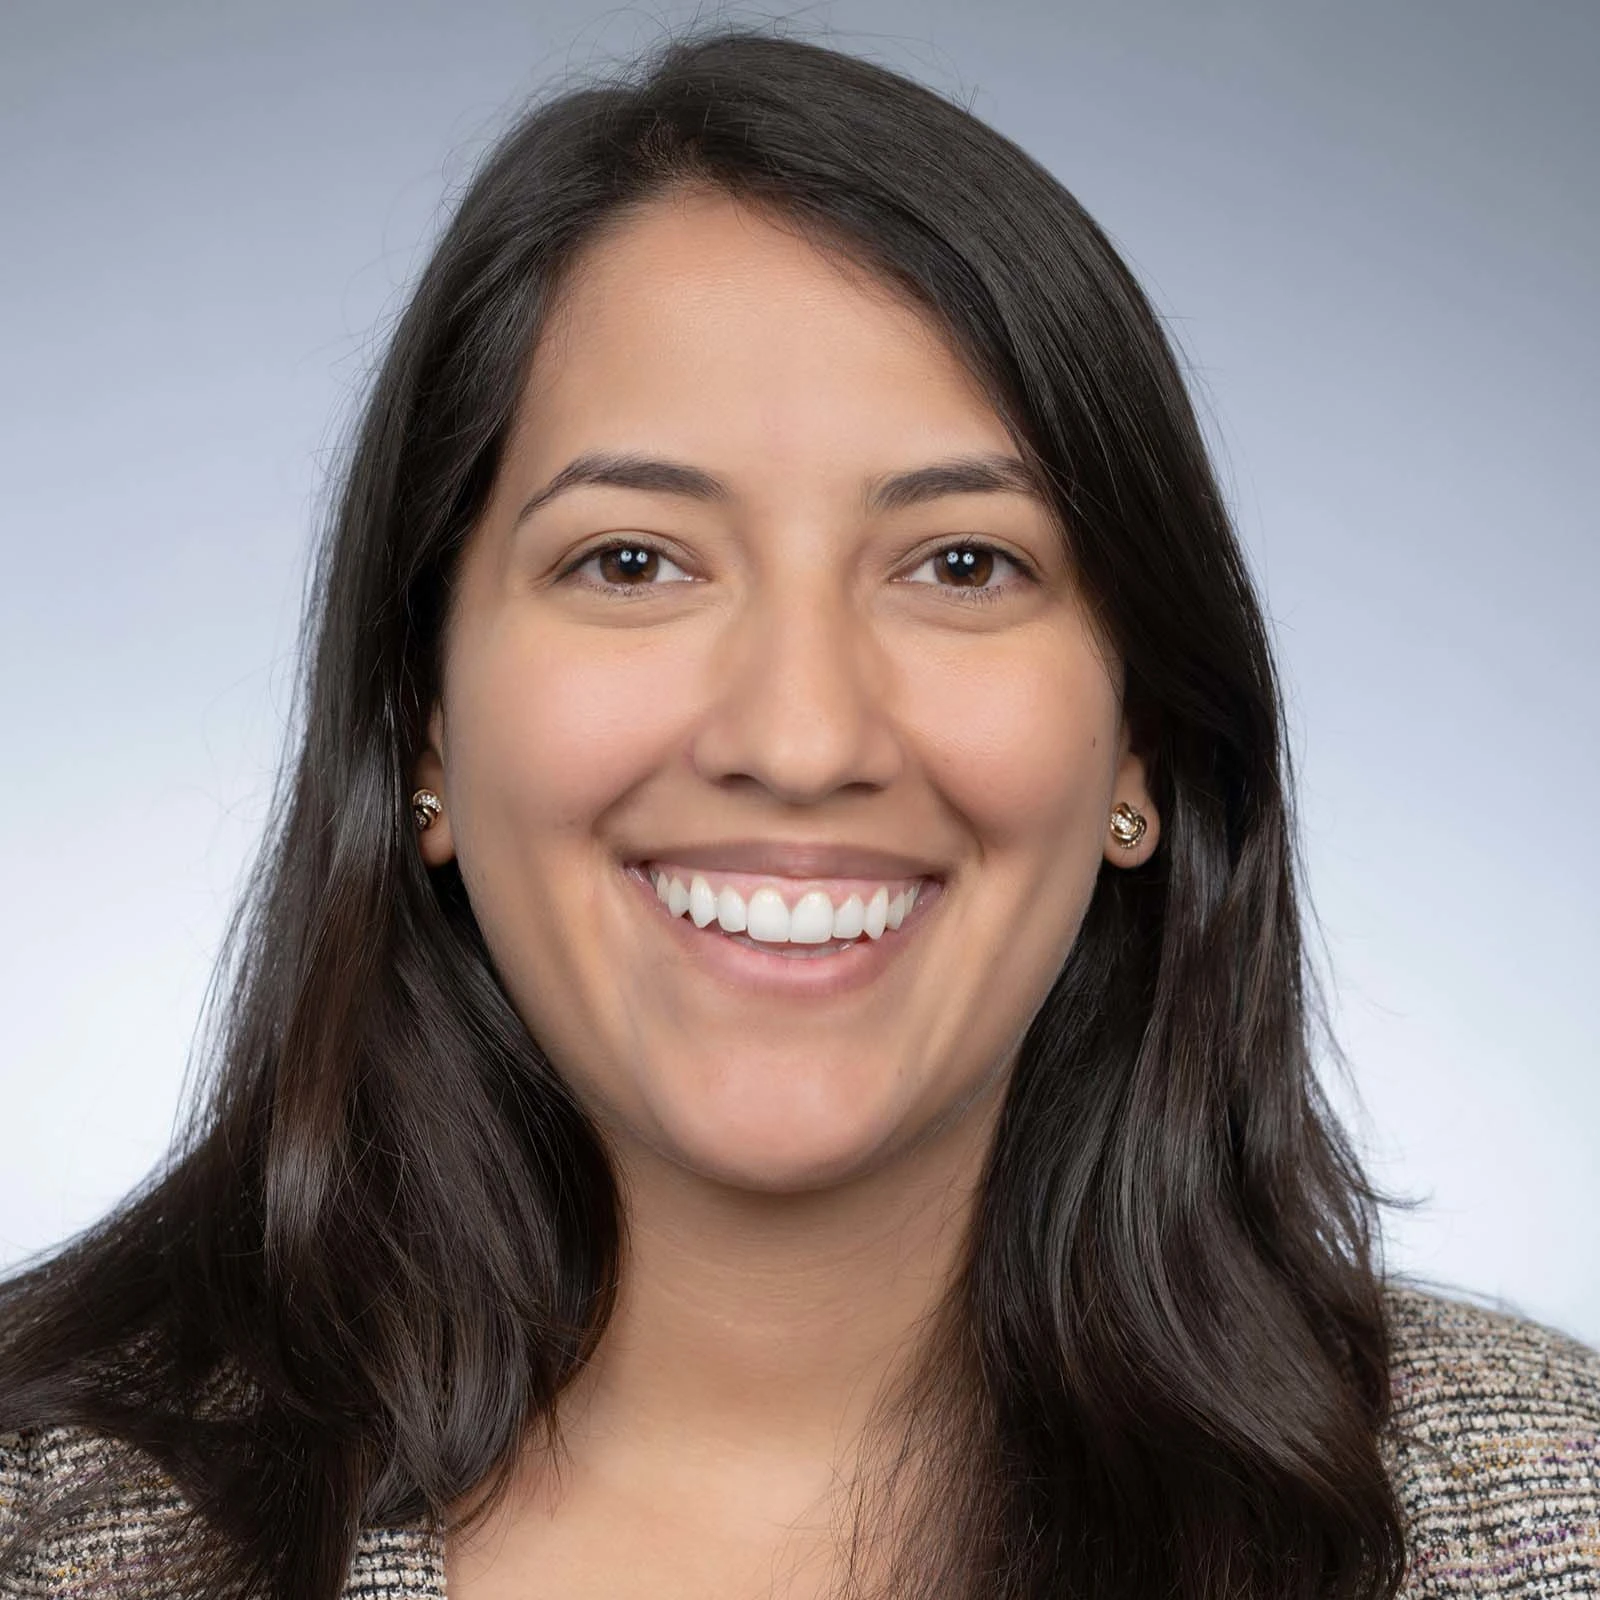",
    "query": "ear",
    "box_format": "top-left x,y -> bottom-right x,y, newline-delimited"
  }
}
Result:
412,702 -> 457,868
1102,724 -> 1160,870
